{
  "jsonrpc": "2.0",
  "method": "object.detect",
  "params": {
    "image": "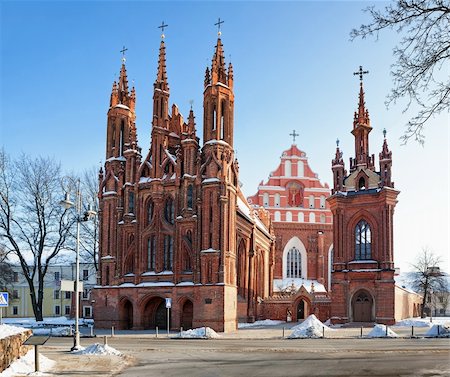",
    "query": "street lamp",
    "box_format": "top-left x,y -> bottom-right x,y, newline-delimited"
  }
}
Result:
60,178 -> 96,351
